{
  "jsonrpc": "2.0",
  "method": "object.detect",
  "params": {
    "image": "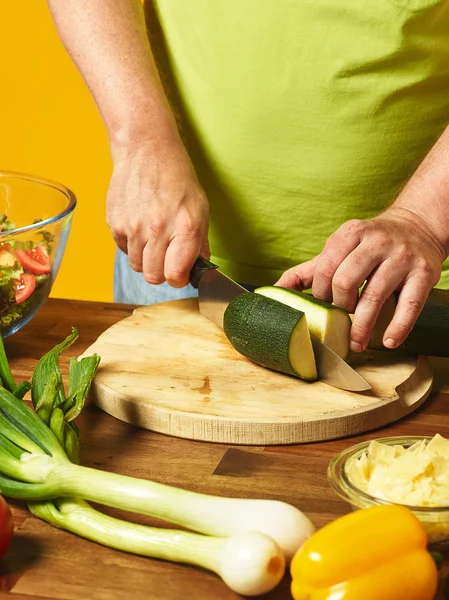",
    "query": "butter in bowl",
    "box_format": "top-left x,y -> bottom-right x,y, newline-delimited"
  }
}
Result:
328,435 -> 449,546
